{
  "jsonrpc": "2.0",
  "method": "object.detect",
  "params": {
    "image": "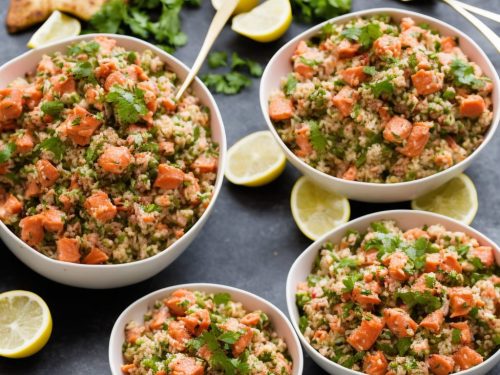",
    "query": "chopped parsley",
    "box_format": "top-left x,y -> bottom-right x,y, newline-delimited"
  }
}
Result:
284,74 -> 298,96
213,292 -> 231,305
363,66 -> 377,76
41,101 -> 64,118
451,328 -> 462,344
67,40 -> 100,56
0,143 -> 16,163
